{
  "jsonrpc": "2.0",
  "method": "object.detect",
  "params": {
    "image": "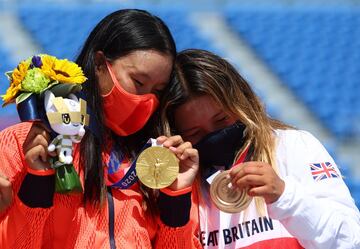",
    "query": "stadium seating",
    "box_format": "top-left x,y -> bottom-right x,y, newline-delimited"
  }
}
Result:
0,46 -> 17,122
225,6 -> 360,206
0,46 -> 13,100
225,6 -> 360,139
17,5 -> 219,60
